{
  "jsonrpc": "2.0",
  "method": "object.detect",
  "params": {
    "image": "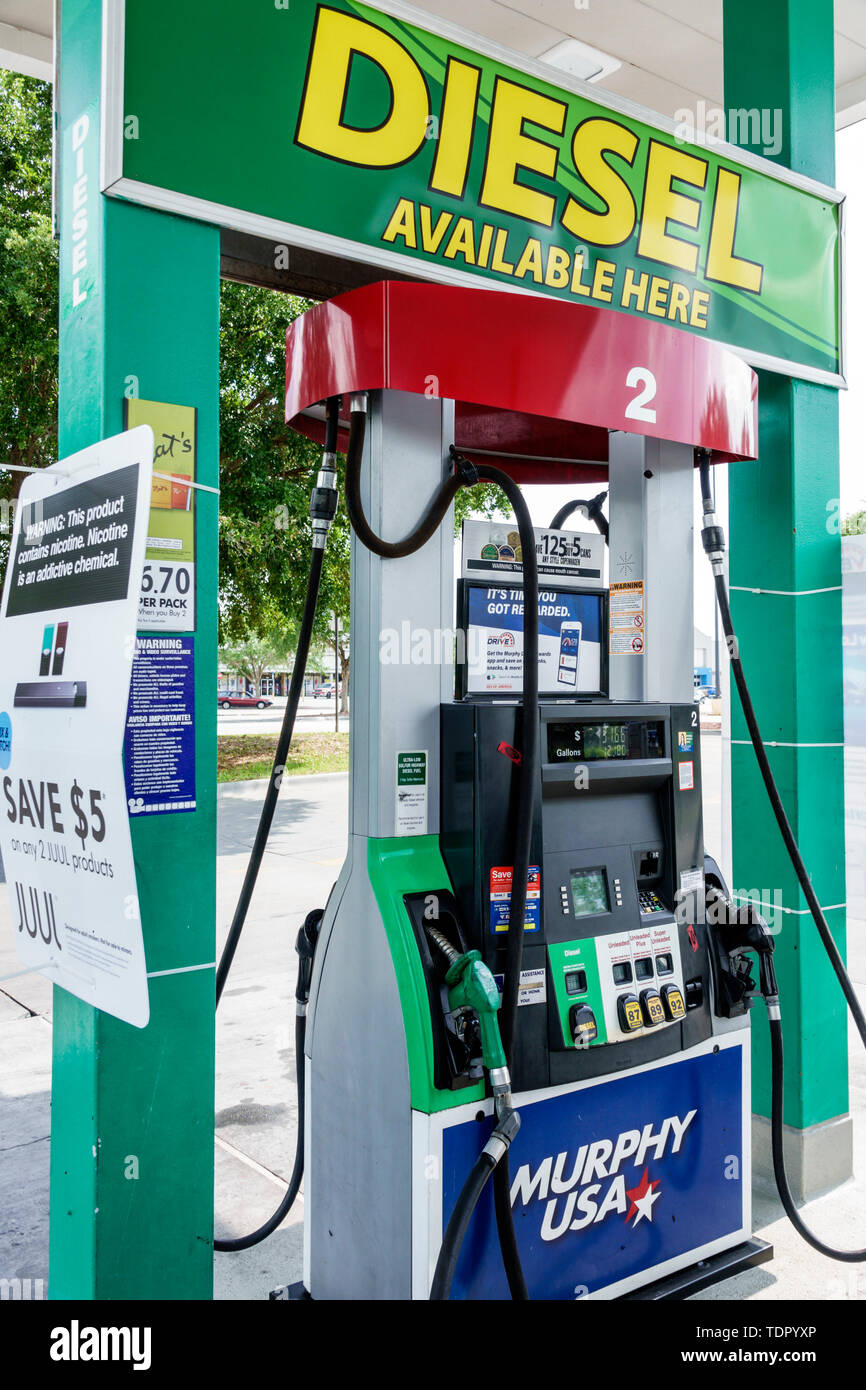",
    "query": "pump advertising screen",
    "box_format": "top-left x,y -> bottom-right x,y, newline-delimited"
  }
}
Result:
460,582 -> 606,698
